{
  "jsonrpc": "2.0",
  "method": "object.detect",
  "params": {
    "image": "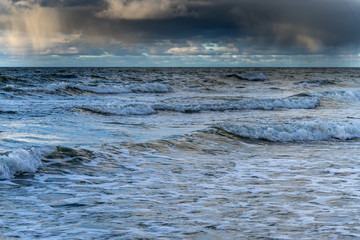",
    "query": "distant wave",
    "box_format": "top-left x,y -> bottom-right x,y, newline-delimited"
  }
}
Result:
317,90 -> 360,101
0,110 -> 17,114
296,79 -> 336,87
216,121 -> 360,142
75,104 -> 156,116
2,82 -> 173,96
49,73 -> 78,79
75,83 -> 172,94
227,73 -> 268,81
47,82 -> 172,95
0,75 -> 25,83
294,90 -> 360,101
